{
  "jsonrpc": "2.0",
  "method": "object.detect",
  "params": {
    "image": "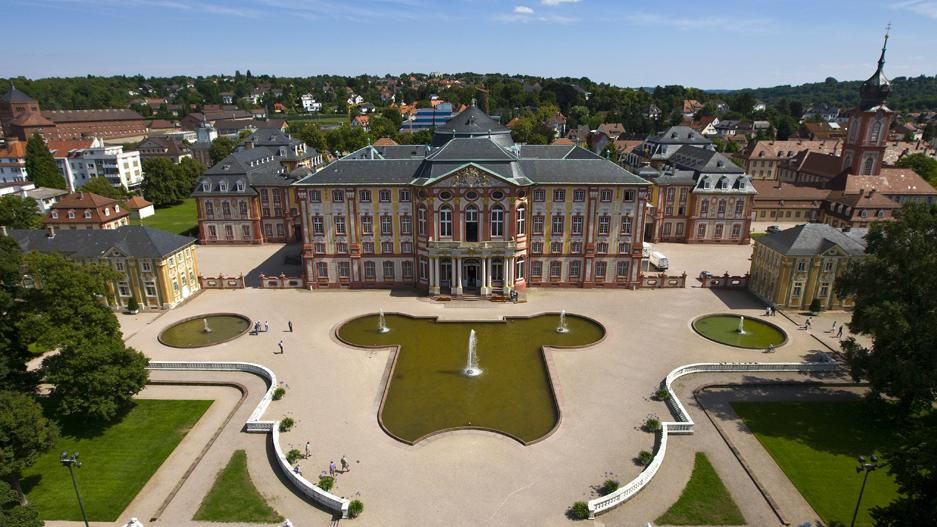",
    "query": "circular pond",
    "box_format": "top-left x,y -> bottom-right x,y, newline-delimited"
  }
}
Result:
158,314 -> 251,348
337,312 -> 605,445
692,314 -> 787,349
